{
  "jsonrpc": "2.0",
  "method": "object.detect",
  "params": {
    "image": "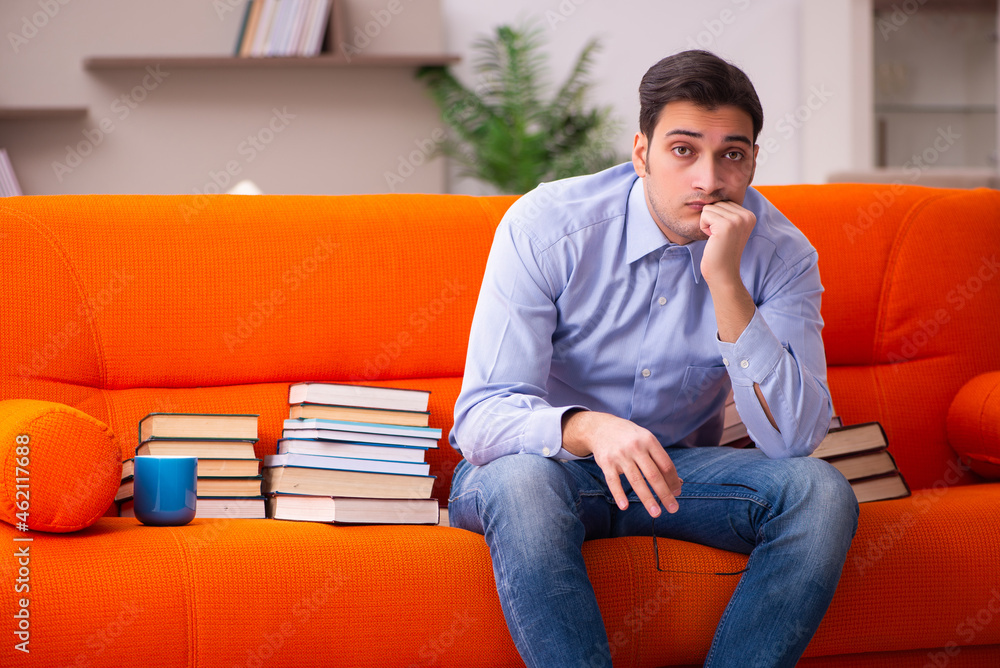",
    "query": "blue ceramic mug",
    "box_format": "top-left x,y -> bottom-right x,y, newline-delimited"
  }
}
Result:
133,456 -> 197,526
